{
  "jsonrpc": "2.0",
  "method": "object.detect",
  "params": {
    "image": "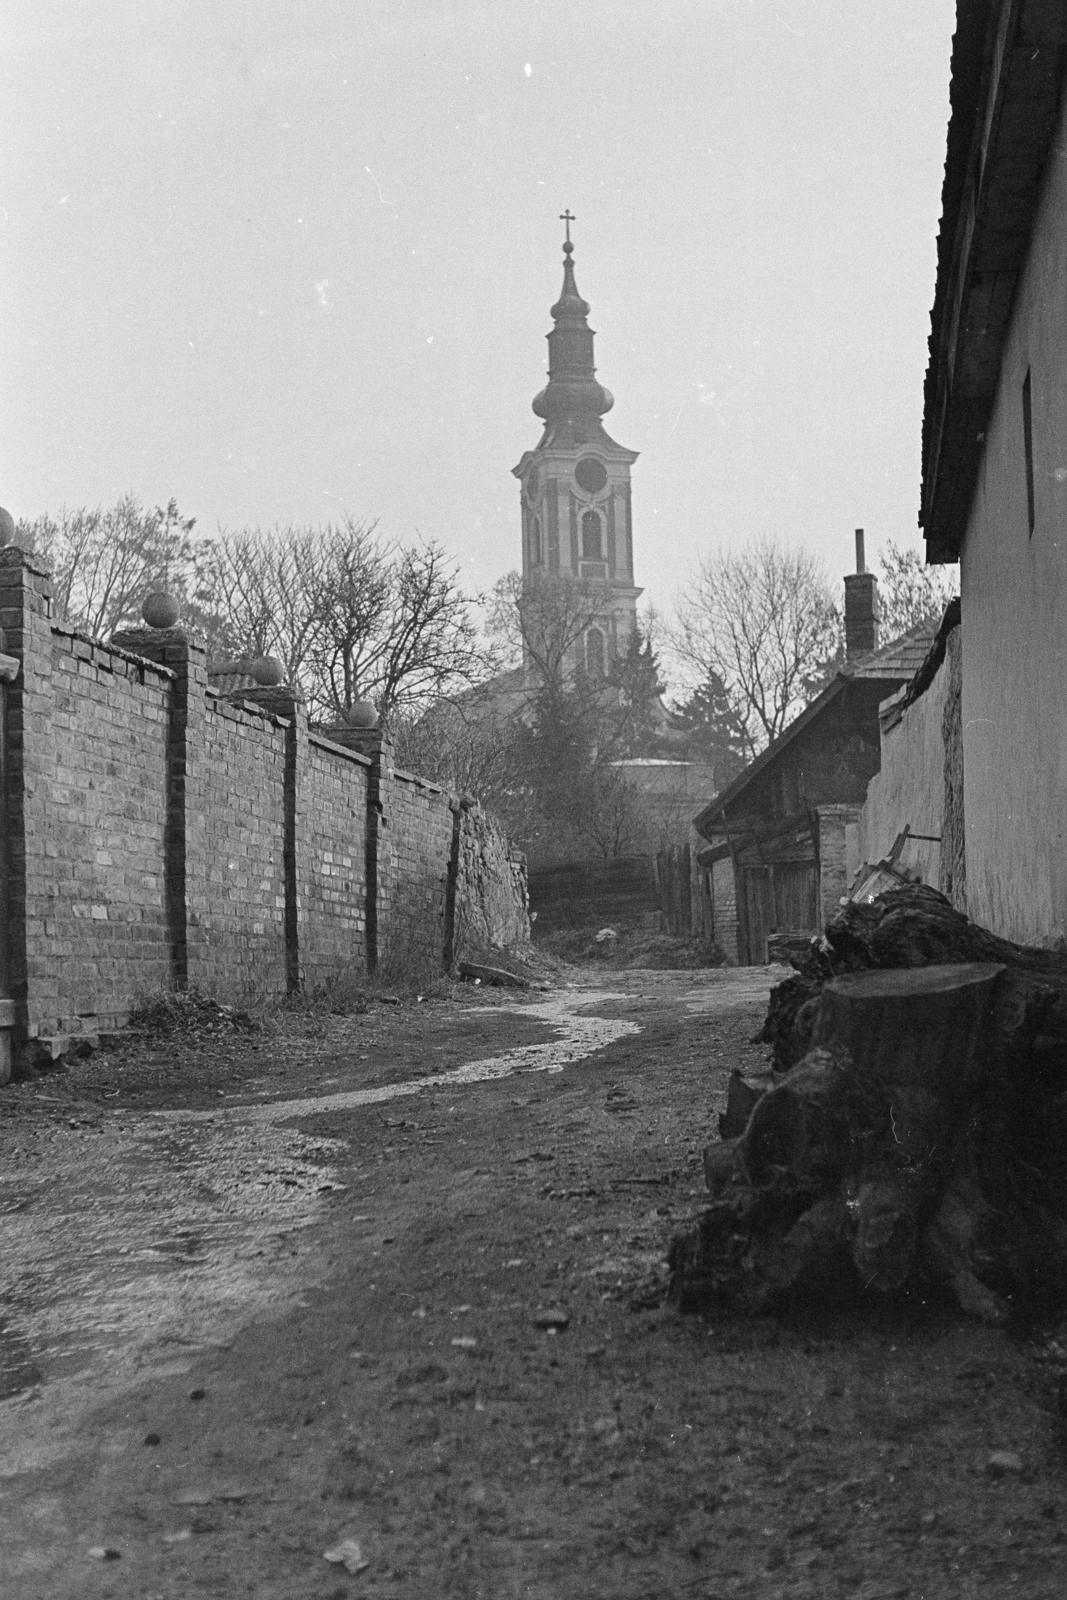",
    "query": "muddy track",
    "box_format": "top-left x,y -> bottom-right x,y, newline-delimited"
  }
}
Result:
1,968 -> 1065,1598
